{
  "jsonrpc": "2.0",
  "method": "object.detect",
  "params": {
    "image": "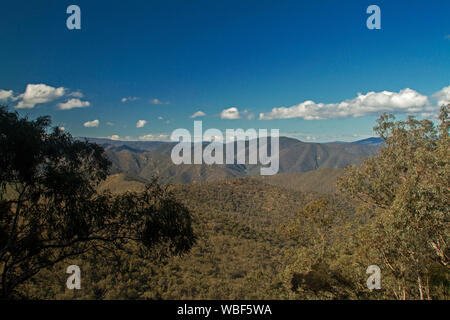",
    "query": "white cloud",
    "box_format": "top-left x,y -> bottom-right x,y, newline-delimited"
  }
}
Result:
58,98 -> 90,110
69,91 -> 84,98
121,97 -> 139,102
150,98 -> 169,105
83,119 -> 99,128
259,88 -> 431,120
138,134 -> 169,141
109,134 -> 120,140
220,107 -> 240,119
190,110 -> 206,118
158,116 -> 164,120
136,120 -> 147,128
139,134 -> 154,140
15,84 -> 66,109
106,122 -> 115,126
1,84 -> 91,111
0,89 -> 14,101
432,85 -> 450,107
